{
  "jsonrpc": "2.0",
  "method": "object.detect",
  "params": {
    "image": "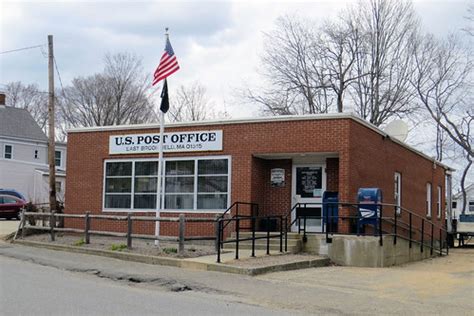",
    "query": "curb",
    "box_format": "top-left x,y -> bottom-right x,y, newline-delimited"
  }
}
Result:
12,239 -> 330,276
